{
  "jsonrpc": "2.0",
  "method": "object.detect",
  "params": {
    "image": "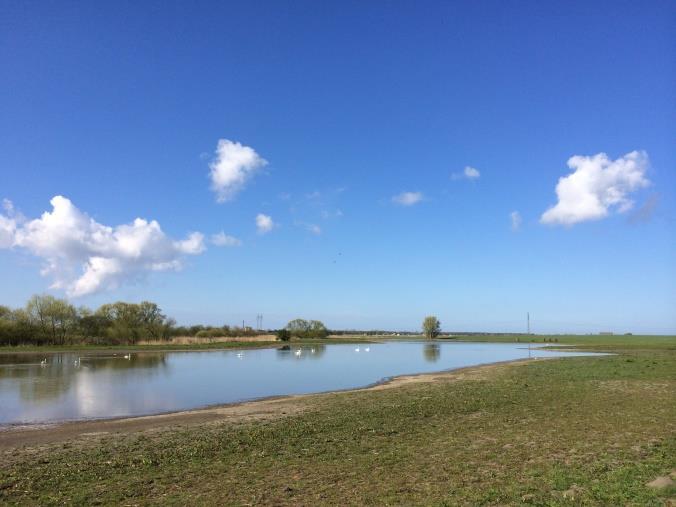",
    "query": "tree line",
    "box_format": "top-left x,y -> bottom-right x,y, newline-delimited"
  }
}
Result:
0,295 -> 263,346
